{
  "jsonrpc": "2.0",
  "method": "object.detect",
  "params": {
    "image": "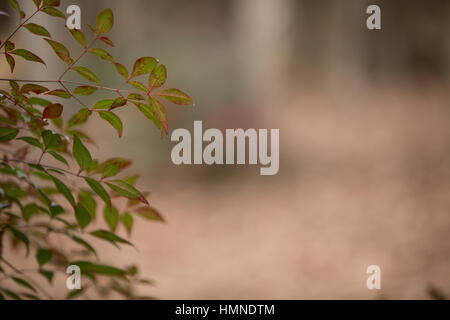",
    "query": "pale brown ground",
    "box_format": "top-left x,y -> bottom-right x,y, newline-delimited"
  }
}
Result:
5,85 -> 450,299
